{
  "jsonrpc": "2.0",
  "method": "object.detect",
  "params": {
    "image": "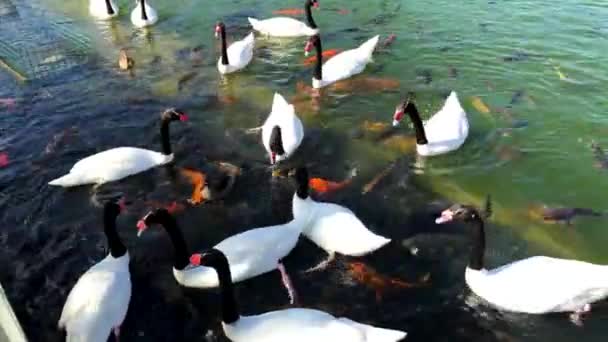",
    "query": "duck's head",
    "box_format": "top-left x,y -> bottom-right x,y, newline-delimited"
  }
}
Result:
306,0 -> 320,9
215,22 -> 225,39
304,35 -> 320,57
137,208 -> 171,237
189,248 -> 228,268
435,204 -> 482,224
392,93 -> 415,127
269,126 -> 285,164
162,108 -> 188,122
